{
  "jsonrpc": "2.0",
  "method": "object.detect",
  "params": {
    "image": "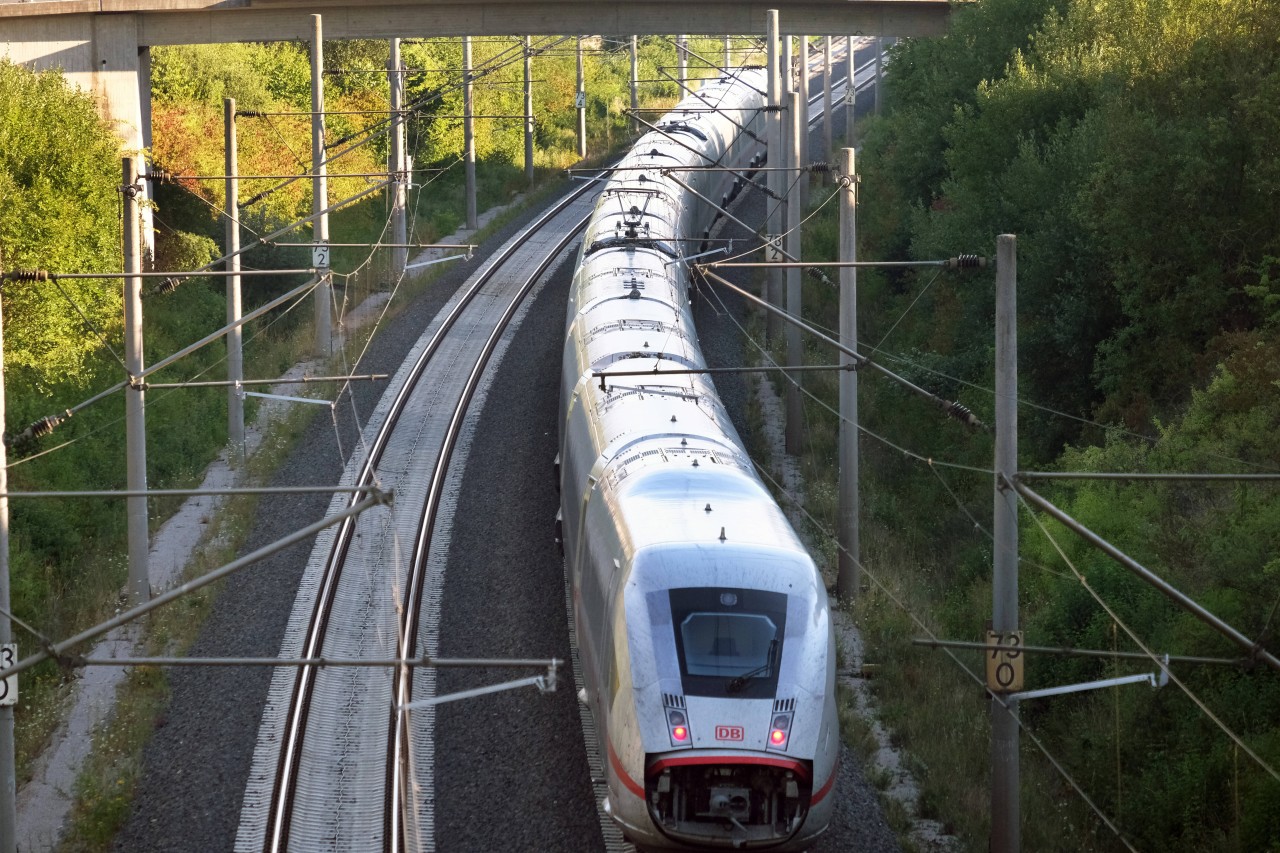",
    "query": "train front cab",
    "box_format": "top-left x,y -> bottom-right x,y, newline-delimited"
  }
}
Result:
606,546 -> 837,851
